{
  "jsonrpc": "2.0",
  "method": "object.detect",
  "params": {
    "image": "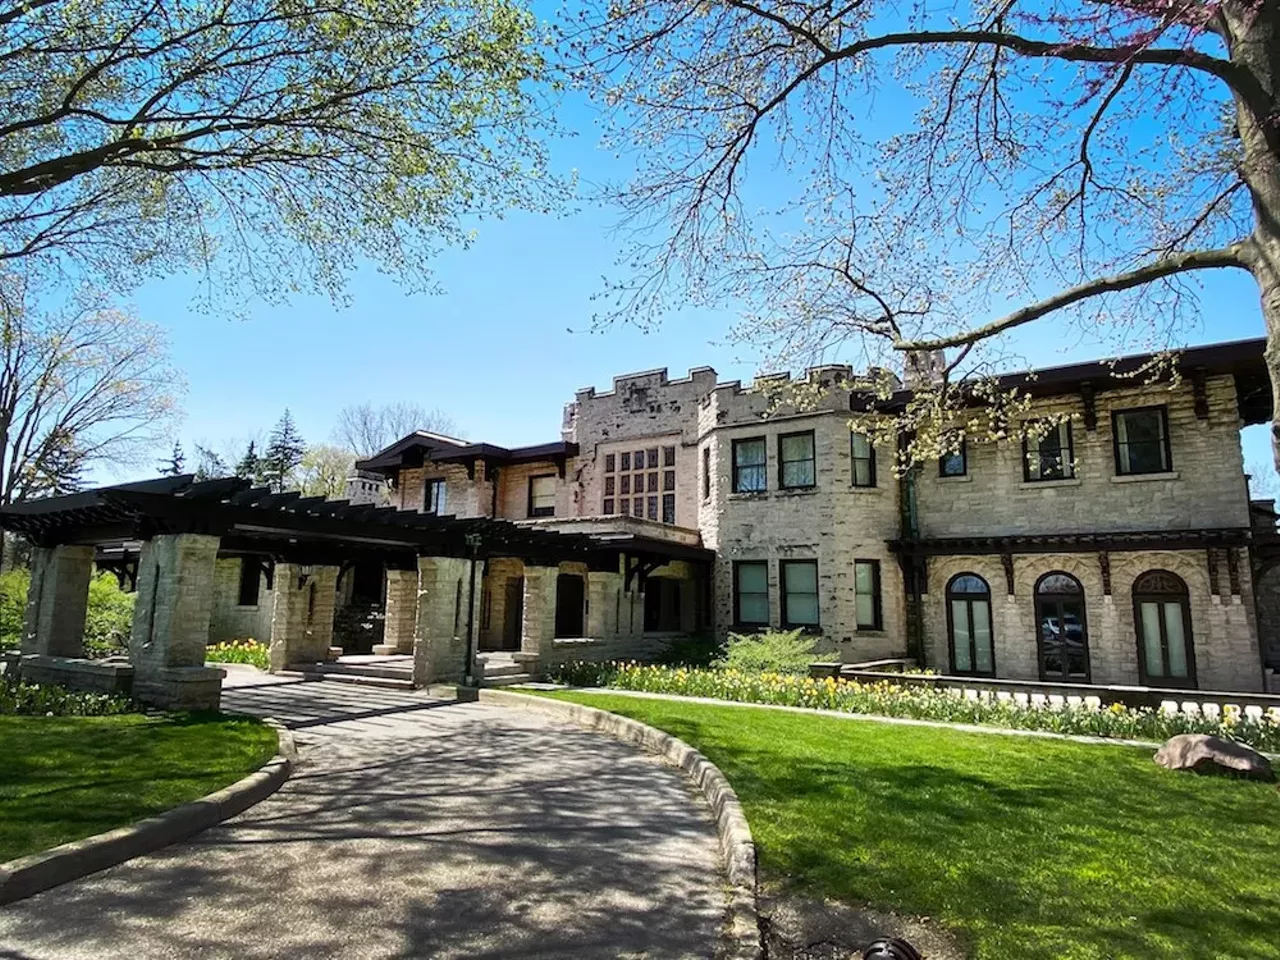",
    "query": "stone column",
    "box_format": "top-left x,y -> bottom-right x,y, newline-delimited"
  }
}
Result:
268,563 -> 339,670
129,534 -> 223,710
586,571 -> 622,639
412,556 -> 471,686
373,568 -> 418,655
520,566 -> 559,657
21,544 -> 94,657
